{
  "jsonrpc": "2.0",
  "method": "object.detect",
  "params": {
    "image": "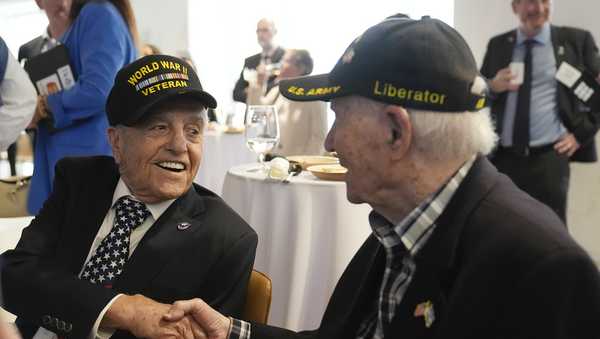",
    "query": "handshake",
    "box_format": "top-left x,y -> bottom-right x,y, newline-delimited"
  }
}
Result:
103,295 -> 233,339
